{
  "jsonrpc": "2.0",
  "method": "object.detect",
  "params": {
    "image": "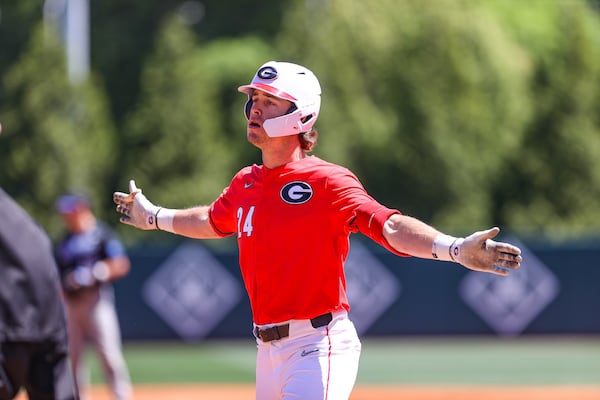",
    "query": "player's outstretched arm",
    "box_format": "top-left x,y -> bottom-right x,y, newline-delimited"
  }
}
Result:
383,214 -> 522,276
113,179 -> 220,239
